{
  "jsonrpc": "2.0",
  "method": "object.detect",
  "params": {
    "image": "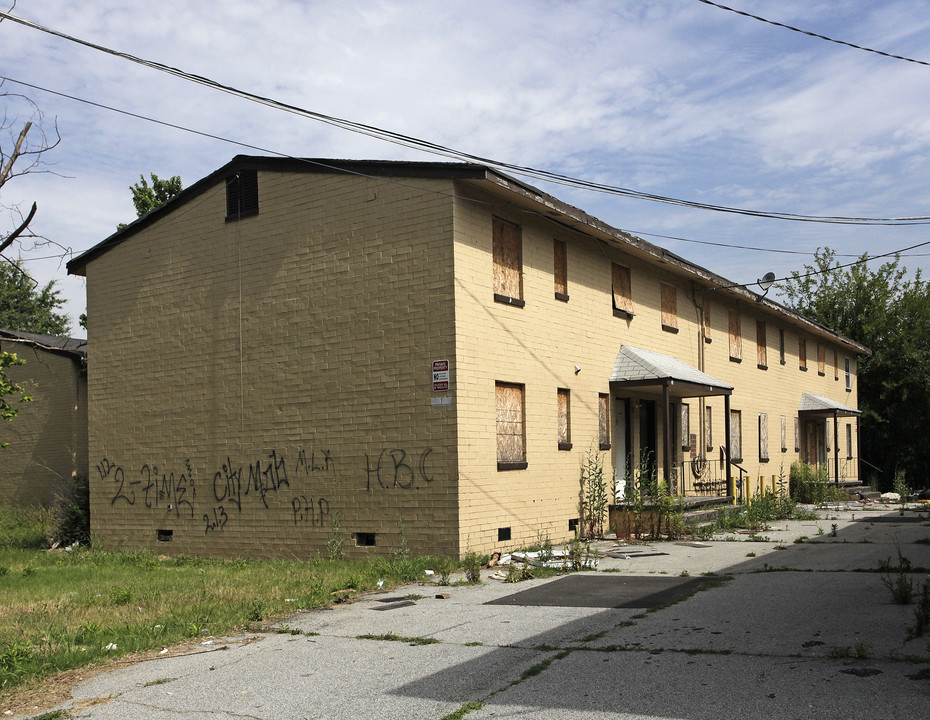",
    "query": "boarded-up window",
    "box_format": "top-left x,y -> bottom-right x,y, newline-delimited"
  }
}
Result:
661,283 -> 678,332
756,321 -> 767,368
728,311 -> 741,361
598,394 -> 610,450
759,413 -> 769,461
779,329 -> 786,364
496,382 -> 526,469
826,419 -> 831,452
705,406 -> 713,451
846,423 -> 853,459
554,240 -> 568,300
703,301 -> 712,341
493,218 -> 522,302
730,410 -> 742,462
681,403 -> 690,449
845,357 -> 851,390
557,388 -> 571,450
834,351 -> 839,381
794,417 -> 800,451
780,416 -> 787,452
612,264 -> 633,316
798,338 -> 807,370
818,343 -> 826,375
